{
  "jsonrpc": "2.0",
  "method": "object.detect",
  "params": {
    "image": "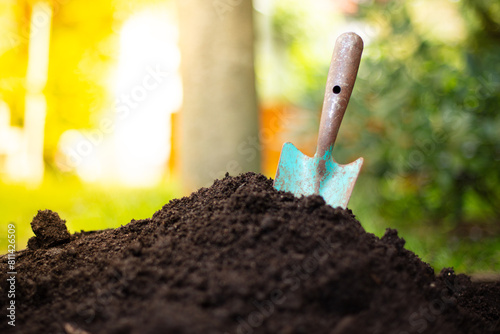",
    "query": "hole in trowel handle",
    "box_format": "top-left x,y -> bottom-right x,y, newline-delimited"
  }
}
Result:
332,85 -> 341,94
